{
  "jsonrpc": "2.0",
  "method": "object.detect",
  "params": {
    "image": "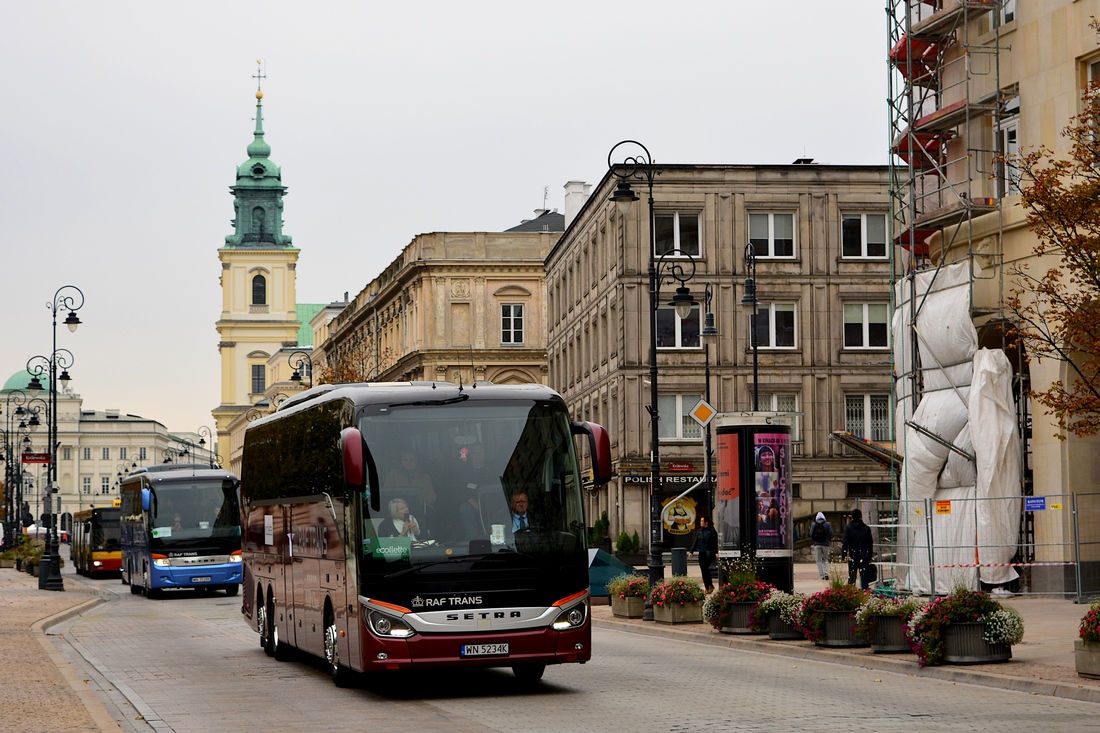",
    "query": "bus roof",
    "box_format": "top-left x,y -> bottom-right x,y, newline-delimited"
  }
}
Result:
123,464 -> 238,484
